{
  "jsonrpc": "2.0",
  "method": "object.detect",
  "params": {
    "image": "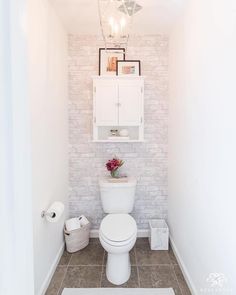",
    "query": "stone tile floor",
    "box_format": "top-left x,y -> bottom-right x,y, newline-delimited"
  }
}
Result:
46,238 -> 191,295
